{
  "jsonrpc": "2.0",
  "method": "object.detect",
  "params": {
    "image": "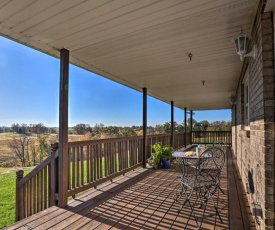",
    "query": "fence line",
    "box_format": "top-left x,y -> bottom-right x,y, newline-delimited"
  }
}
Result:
192,131 -> 231,145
